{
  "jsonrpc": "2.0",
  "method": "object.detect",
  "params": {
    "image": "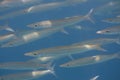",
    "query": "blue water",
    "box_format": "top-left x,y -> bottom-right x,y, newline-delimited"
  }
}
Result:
0,0 -> 120,80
